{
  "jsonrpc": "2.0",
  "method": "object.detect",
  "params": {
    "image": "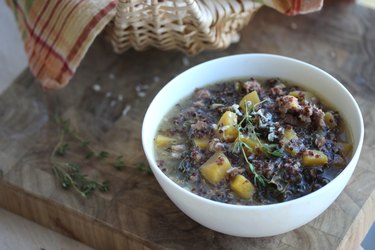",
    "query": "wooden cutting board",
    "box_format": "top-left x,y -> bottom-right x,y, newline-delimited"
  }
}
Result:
1,3 -> 375,249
